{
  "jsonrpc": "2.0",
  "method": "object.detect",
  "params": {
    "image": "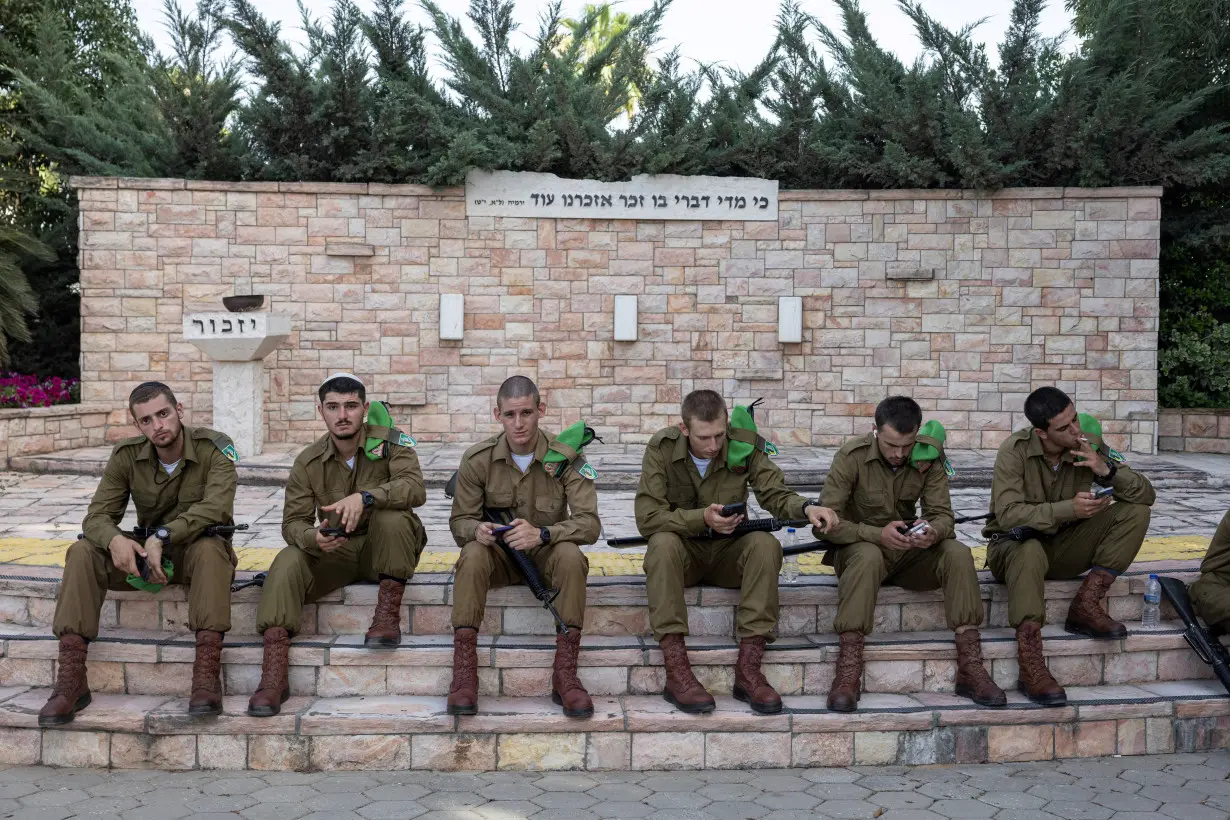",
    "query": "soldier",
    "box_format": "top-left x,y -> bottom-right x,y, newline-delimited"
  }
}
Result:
40,382 -> 239,726
447,376 -> 600,718
819,398 -> 1005,712
1191,509 -> 1230,636
984,386 -> 1155,706
247,373 -> 427,717
637,390 -> 839,715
